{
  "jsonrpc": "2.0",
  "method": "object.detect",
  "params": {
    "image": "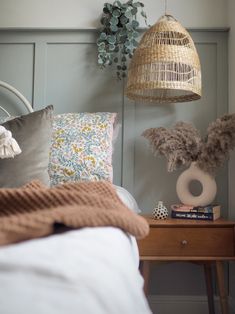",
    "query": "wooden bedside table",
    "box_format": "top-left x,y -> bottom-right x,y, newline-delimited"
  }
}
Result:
137,215 -> 235,314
